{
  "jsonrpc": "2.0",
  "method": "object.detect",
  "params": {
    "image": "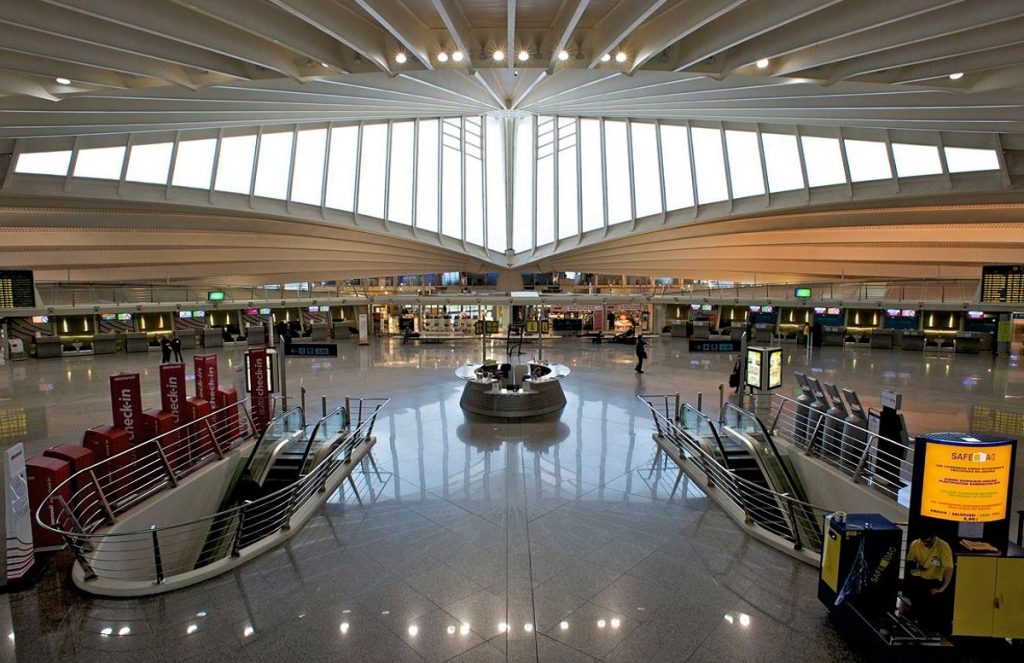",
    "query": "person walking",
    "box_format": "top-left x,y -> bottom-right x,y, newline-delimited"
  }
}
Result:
171,335 -> 183,362
635,334 -> 647,373
160,336 -> 172,364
